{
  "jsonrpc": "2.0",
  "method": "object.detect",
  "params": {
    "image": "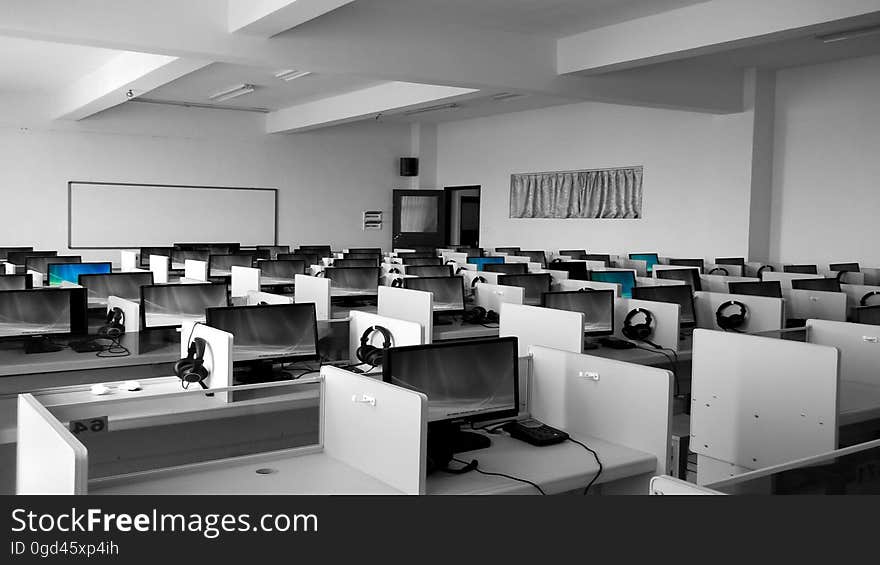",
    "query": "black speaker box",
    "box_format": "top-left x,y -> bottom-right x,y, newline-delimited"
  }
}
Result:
399,157 -> 419,177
